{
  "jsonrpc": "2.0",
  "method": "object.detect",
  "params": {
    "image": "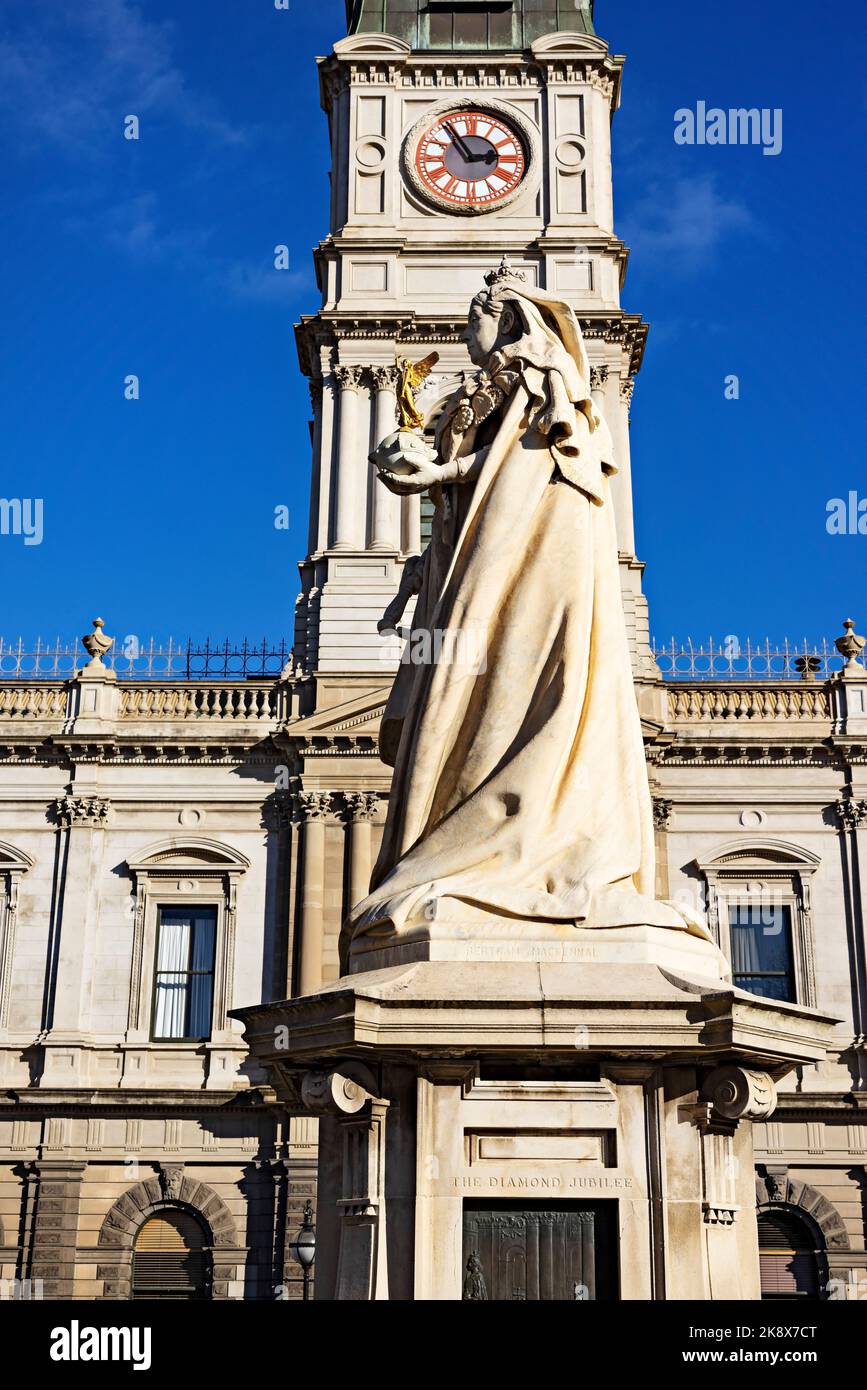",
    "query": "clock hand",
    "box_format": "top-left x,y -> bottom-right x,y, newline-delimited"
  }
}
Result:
444,121 -> 474,162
